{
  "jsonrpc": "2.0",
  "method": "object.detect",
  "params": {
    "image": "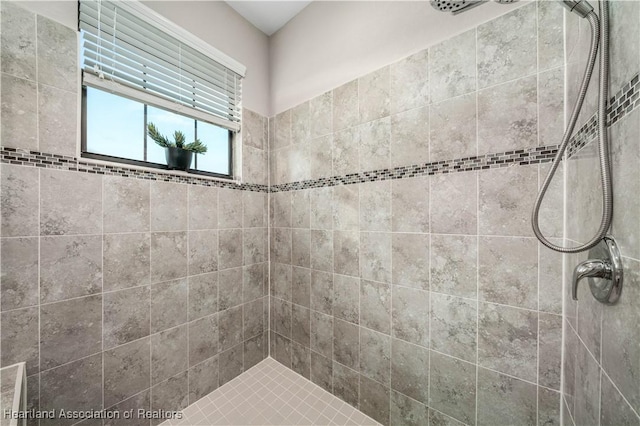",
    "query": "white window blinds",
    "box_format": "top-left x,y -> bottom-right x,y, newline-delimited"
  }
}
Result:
79,0 -> 245,131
